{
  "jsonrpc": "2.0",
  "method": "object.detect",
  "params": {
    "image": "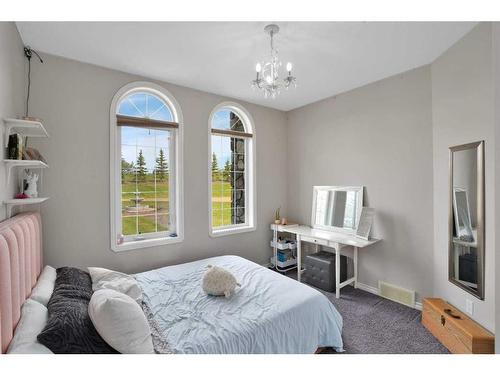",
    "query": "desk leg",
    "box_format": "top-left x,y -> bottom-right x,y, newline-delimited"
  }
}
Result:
335,246 -> 340,299
353,247 -> 358,289
296,234 -> 301,282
